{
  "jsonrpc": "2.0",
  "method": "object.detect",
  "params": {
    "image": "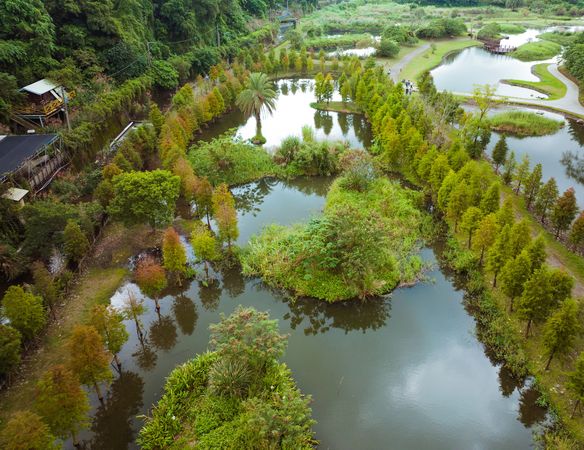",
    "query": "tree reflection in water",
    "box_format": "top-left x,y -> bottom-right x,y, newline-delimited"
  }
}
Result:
561,150 -> 584,184
89,371 -> 144,450
149,315 -> 178,351
133,340 -> 157,371
518,384 -> 548,428
282,294 -> 391,335
220,265 -> 245,298
322,112 -> 333,135
338,112 -> 349,136
498,365 -> 523,398
233,177 -> 277,216
199,279 -> 222,311
172,295 -> 198,336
